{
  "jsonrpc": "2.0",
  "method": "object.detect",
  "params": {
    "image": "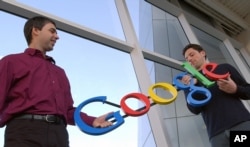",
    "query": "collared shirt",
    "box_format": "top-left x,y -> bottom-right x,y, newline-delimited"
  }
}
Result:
0,48 -> 95,127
